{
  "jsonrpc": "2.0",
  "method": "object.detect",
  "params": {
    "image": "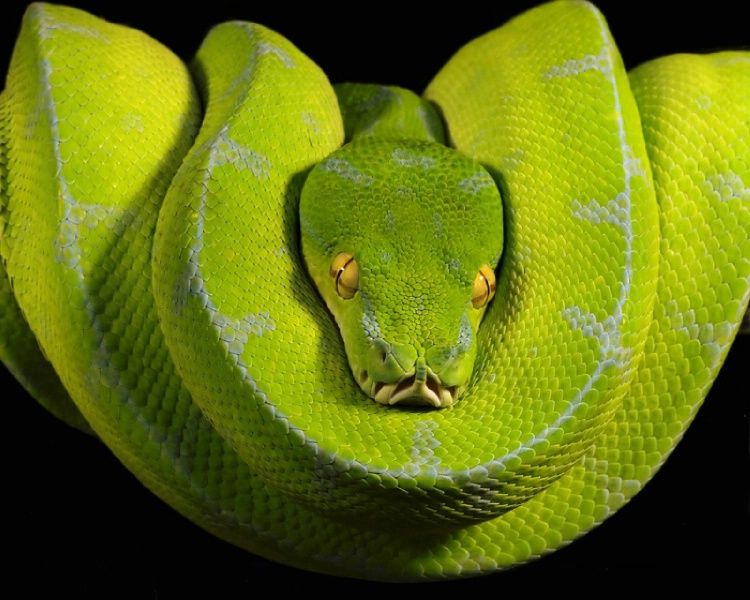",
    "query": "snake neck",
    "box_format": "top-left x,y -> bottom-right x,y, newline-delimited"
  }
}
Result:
334,82 -> 446,145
